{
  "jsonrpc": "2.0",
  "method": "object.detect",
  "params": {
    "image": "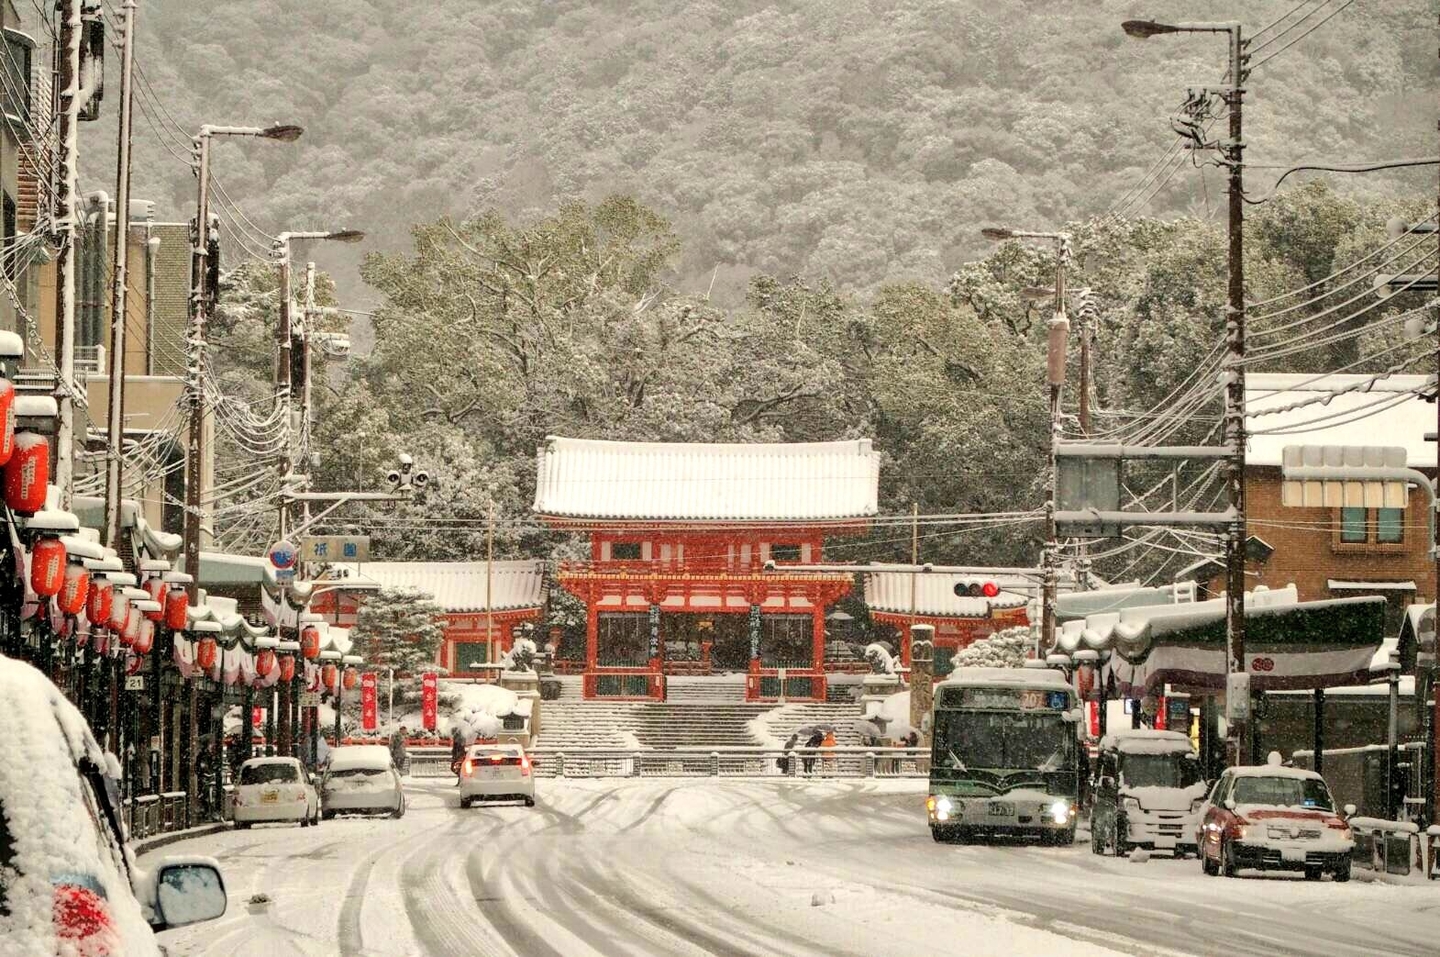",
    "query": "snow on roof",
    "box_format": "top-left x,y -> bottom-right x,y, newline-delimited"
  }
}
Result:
532,435 -> 881,522
1246,373 -> 1435,469
1100,729 -> 1193,754
329,560 -> 545,613
327,745 -> 393,771
937,666 -> 1071,691
864,571 -> 1026,617
1229,764 -> 1324,781
1329,580 -> 1415,591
